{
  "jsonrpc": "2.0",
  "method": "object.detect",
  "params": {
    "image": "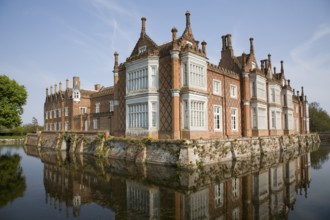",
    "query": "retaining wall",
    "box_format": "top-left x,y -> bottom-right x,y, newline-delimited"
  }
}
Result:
25,132 -> 320,169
